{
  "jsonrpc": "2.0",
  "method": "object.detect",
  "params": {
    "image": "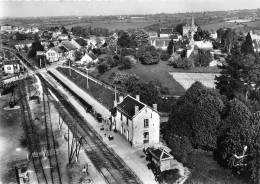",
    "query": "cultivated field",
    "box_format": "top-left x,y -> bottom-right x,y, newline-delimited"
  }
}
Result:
169,72 -> 220,90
